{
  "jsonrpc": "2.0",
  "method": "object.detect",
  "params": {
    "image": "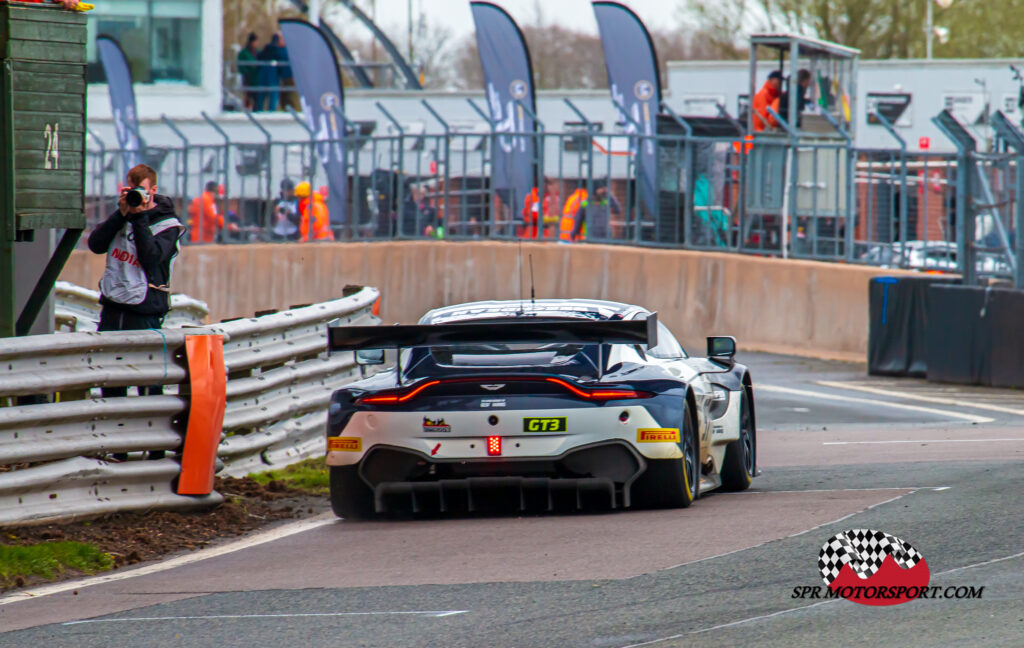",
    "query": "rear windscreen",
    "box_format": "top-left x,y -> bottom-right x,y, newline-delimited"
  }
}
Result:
402,343 -> 602,379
